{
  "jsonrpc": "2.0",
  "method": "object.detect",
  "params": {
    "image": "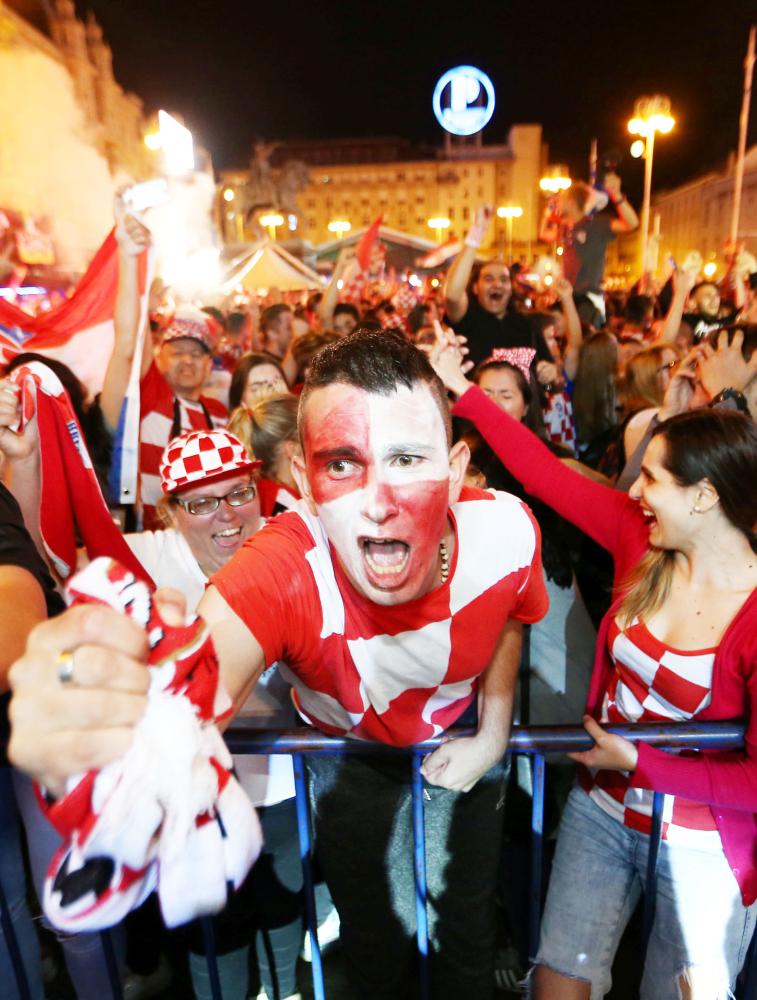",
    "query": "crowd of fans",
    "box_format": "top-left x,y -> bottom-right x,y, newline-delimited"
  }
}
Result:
0,182 -> 756,1000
